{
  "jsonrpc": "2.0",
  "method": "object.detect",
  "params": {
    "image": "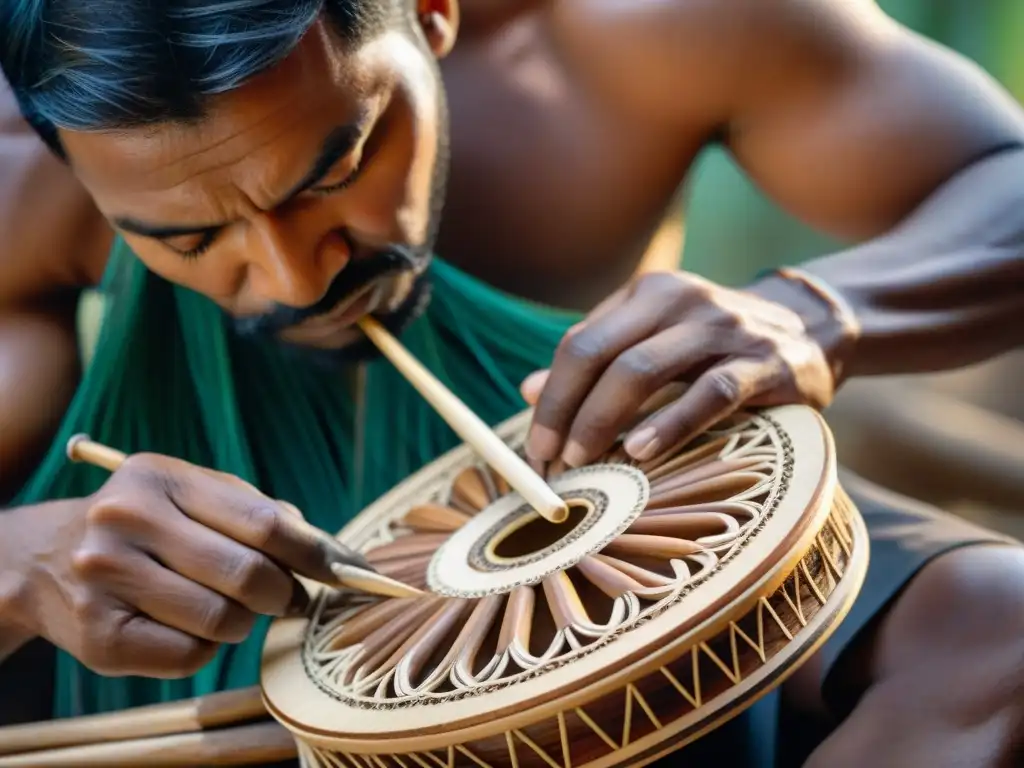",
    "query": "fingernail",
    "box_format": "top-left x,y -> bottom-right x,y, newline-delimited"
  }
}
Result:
624,427 -> 661,461
526,424 -> 561,461
562,440 -> 587,468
